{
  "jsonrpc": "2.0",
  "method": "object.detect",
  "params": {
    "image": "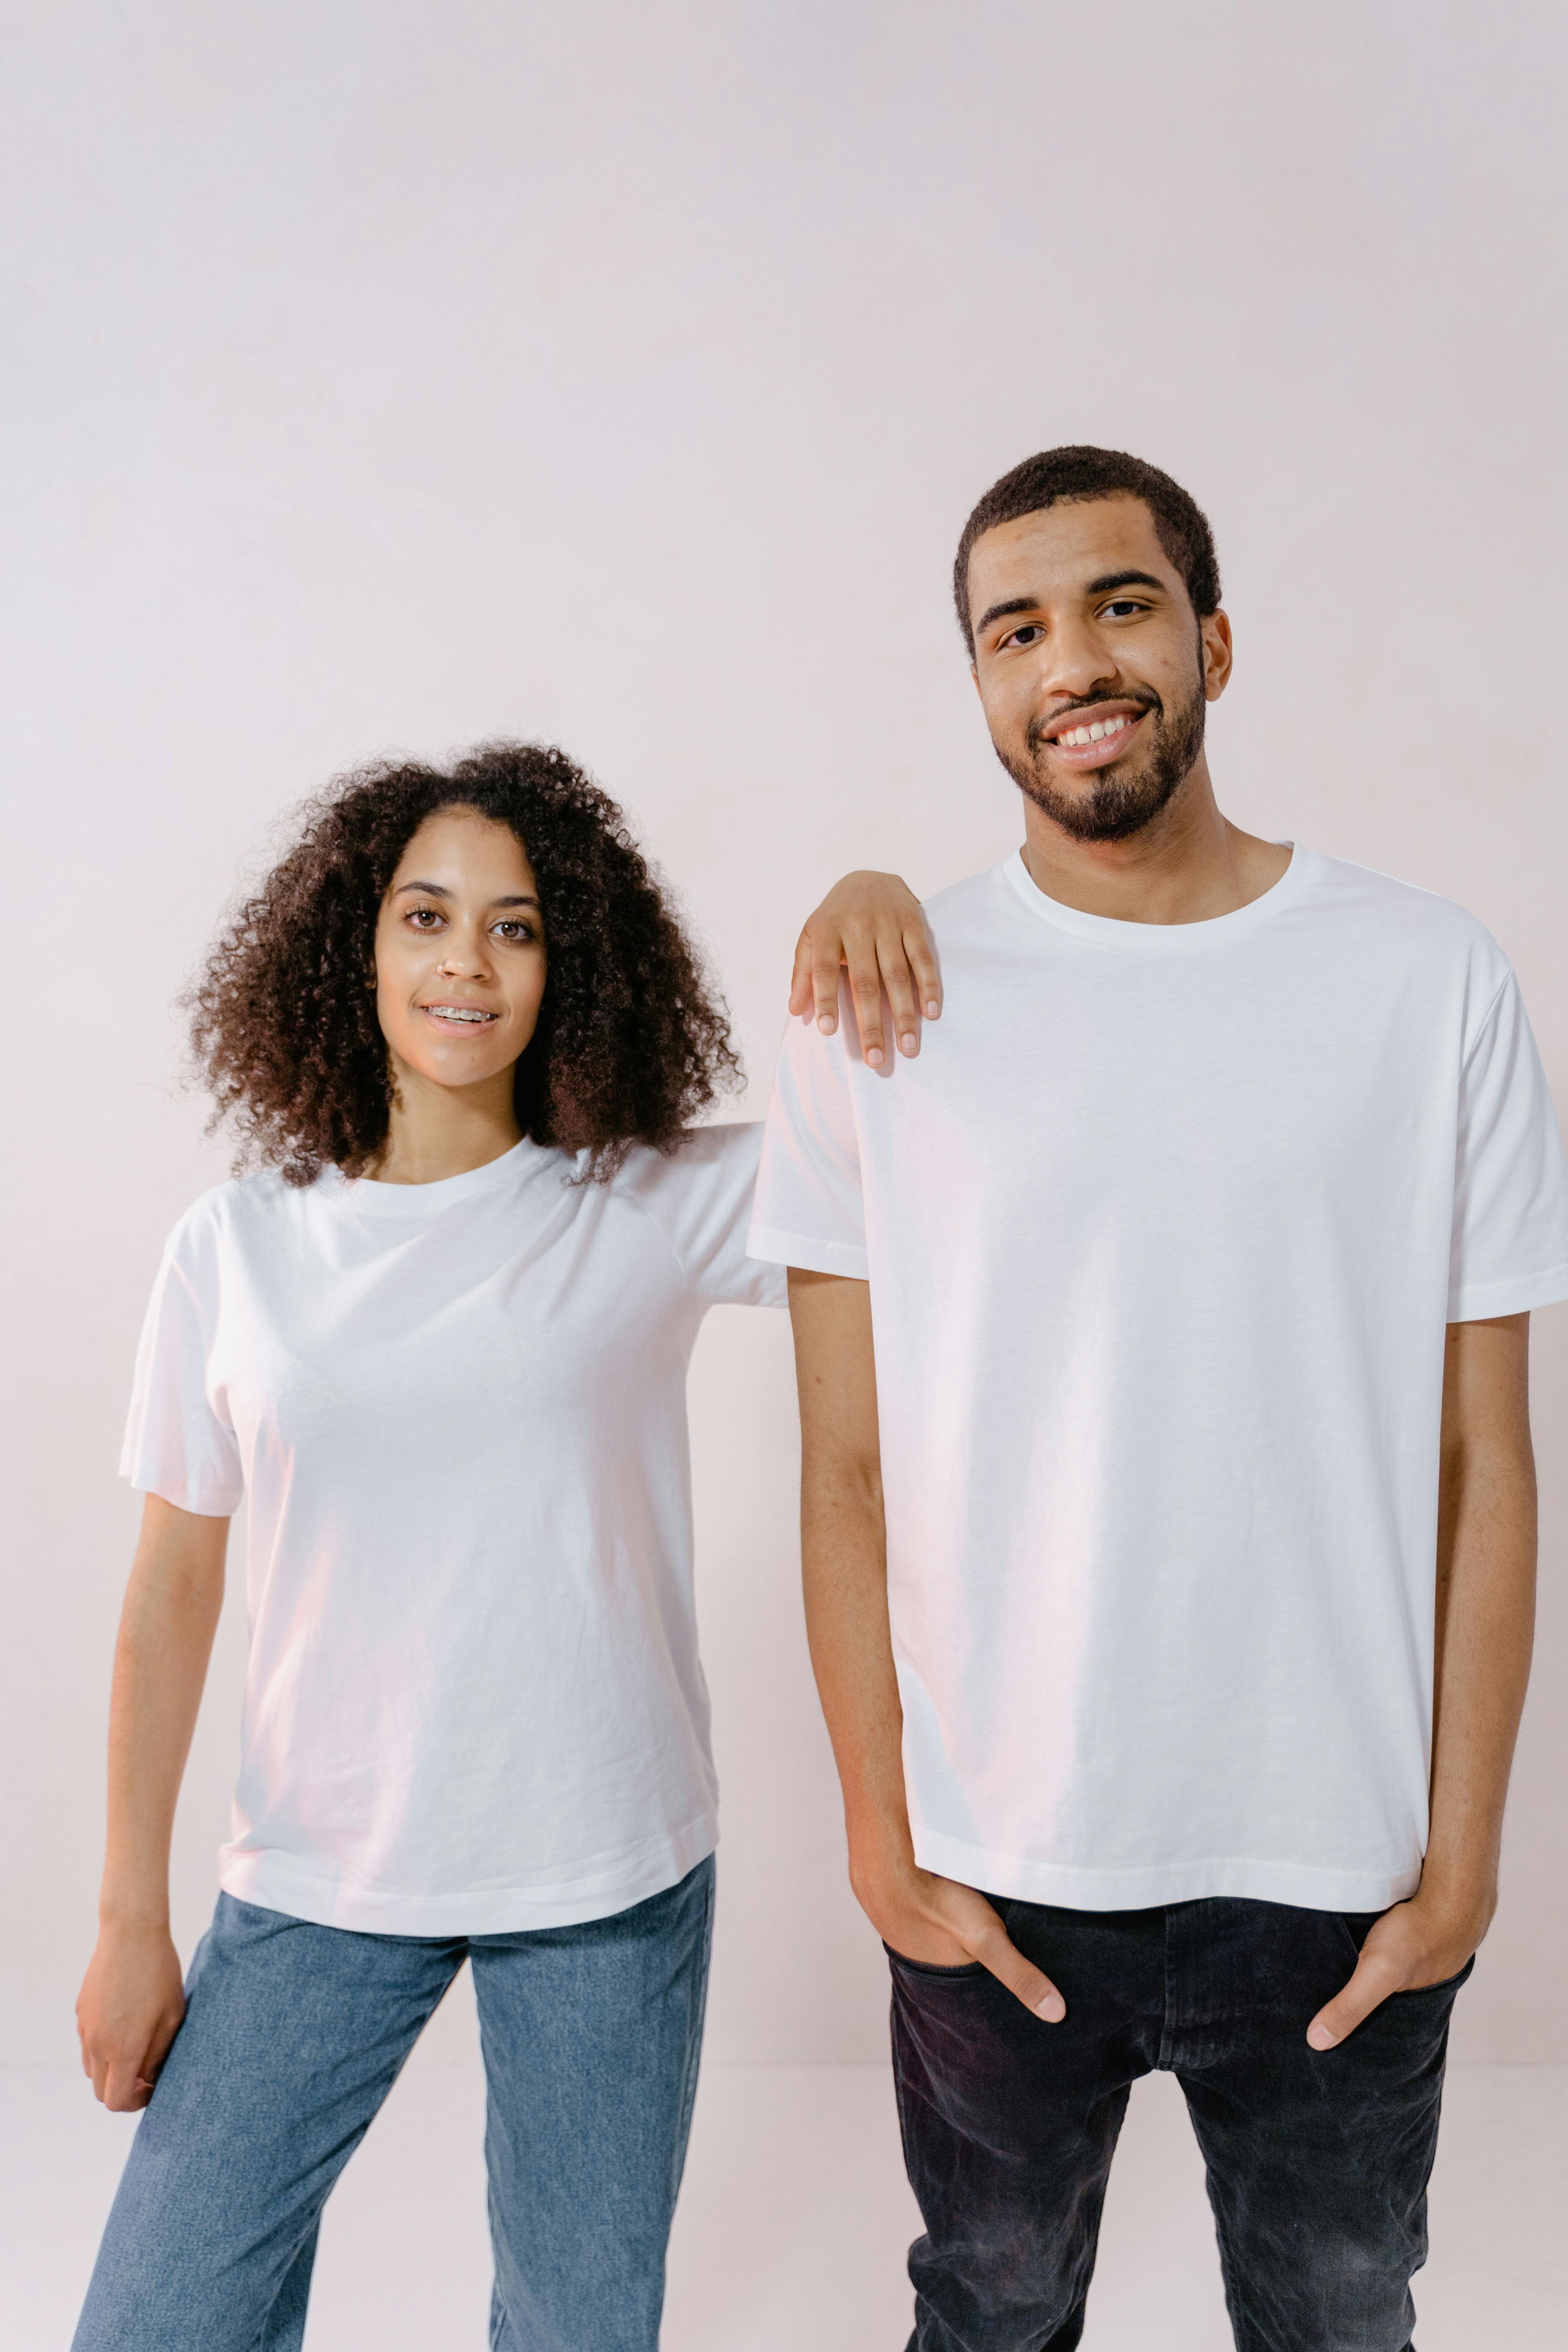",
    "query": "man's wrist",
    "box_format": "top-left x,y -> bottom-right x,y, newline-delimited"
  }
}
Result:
844,1800 -> 914,1862
1408,1866 -> 1495,1939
